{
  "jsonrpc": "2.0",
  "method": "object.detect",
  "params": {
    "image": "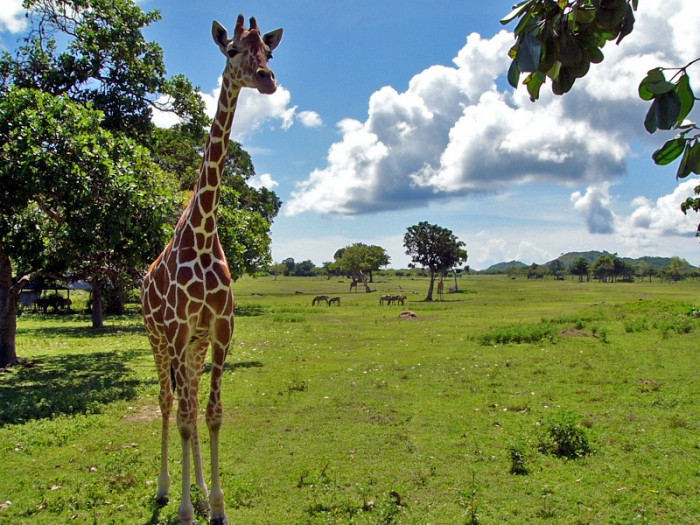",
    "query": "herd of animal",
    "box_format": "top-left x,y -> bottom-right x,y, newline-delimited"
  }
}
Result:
311,295 -> 341,306
311,293 -> 407,306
